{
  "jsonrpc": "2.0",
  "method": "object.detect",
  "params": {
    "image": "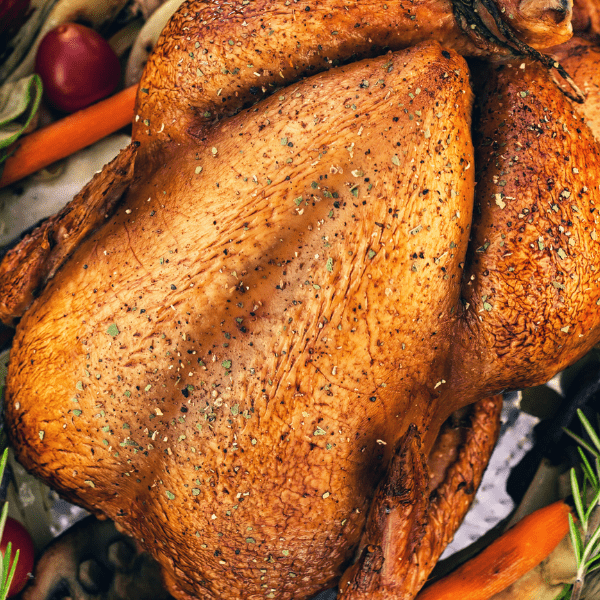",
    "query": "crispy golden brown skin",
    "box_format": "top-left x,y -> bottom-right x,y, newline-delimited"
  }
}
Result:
7,42 -> 480,600
552,35 -> 600,140
0,144 -> 138,326
450,56 -> 600,404
132,0 -> 573,158
572,0 -> 600,33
